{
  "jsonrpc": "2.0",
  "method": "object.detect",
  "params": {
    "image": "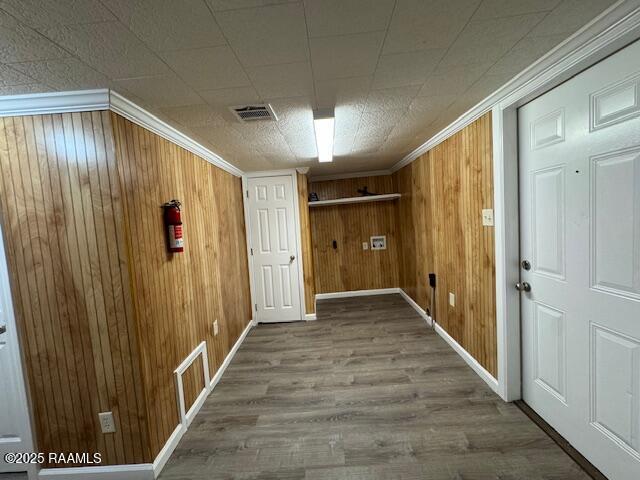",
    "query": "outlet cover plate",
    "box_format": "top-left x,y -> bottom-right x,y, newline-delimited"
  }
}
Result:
99,412 -> 116,433
482,209 -> 494,226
